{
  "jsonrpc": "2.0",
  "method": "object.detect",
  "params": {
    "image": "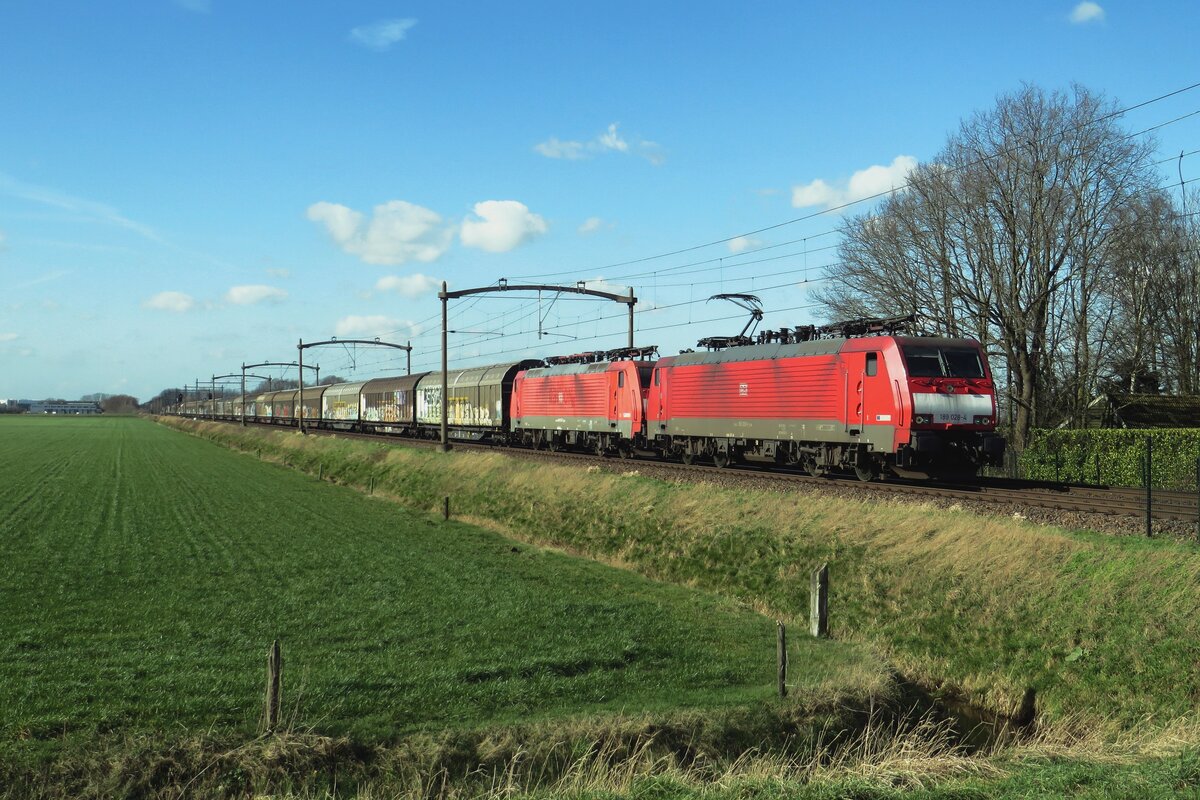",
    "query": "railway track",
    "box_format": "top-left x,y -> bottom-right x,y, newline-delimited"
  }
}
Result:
180,416 -> 1200,526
